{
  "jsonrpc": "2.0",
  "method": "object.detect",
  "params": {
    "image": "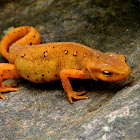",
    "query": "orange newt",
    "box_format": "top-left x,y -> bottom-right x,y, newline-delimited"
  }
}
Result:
0,26 -> 130,103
